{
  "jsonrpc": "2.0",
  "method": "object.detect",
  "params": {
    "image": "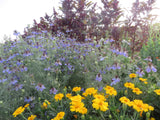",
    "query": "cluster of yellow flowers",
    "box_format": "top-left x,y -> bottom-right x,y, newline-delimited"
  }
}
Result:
119,96 -> 154,116
72,86 -> 81,92
13,83 -> 159,119
104,85 -> 117,96
69,94 -> 88,114
92,94 -> 109,111
82,87 -> 97,96
12,104 -> 37,120
139,78 -> 148,84
51,112 -> 65,120
124,82 -> 142,95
